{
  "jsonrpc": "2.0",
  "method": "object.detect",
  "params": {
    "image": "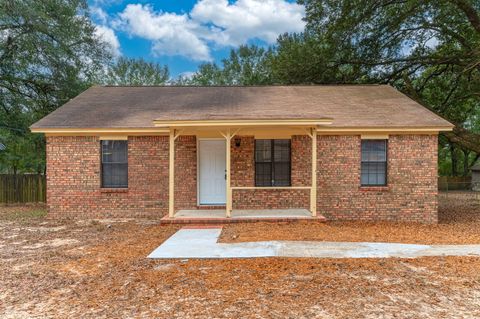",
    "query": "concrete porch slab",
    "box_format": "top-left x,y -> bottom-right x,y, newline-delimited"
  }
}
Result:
177,208 -> 311,218
160,209 -> 326,224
